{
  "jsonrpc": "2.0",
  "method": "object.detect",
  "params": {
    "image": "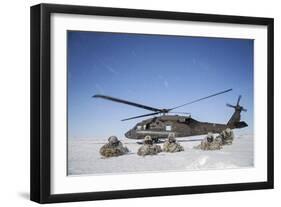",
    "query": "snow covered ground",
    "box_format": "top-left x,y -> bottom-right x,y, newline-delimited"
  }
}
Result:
68,132 -> 253,176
